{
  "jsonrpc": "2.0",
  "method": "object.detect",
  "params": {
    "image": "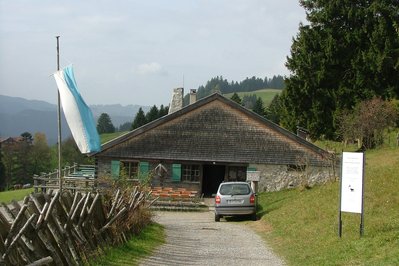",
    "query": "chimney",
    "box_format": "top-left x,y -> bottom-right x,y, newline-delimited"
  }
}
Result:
168,87 -> 184,114
189,89 -> 197,104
